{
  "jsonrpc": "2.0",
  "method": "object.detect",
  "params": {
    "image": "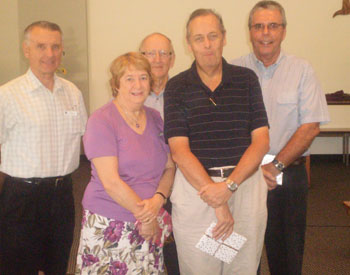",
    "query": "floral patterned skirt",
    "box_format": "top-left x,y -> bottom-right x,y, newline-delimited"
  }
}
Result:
75,209 -> 167,275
